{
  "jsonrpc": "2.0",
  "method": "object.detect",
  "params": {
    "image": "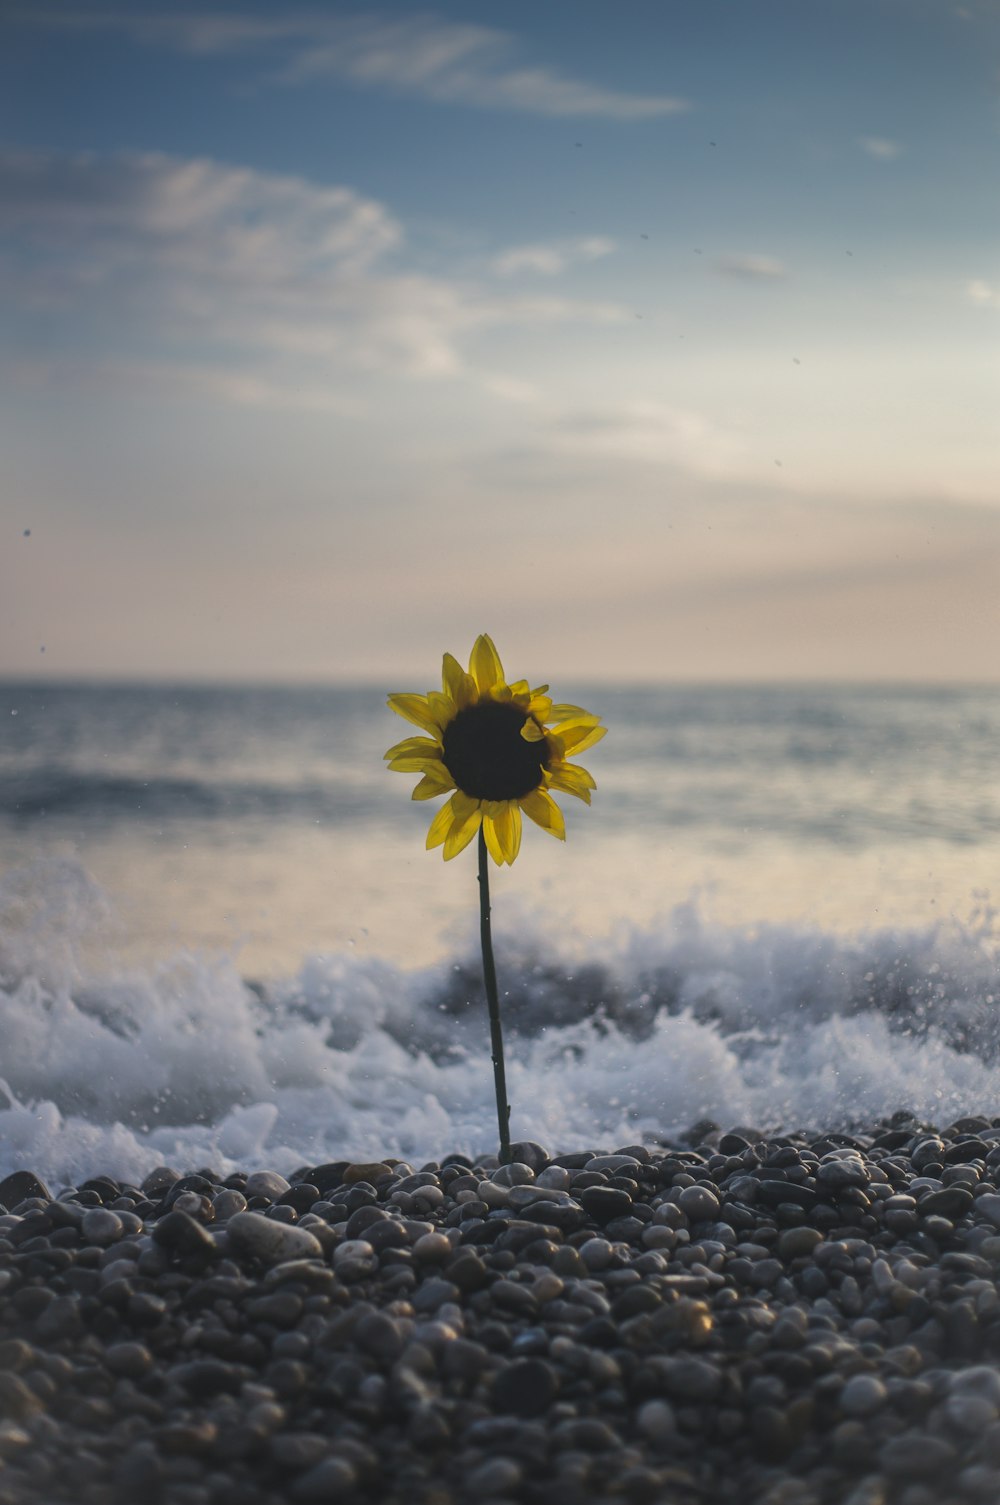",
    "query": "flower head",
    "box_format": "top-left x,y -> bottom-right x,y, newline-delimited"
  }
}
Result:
385,633 -> 605,865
